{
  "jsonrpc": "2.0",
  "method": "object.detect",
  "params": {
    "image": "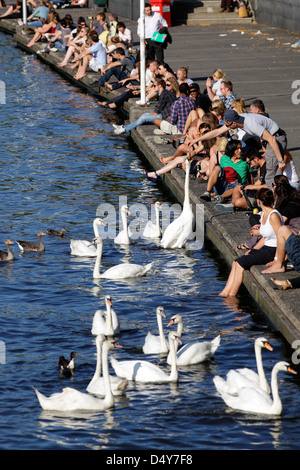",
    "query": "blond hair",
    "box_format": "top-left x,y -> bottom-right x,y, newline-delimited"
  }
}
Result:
212,68 -> 226,80
216,137 -> 228,152
231,98 -> 247,114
